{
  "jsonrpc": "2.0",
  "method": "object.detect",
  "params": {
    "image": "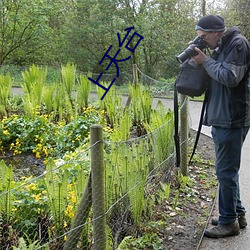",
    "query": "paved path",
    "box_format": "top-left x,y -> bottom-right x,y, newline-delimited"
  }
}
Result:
152,97 -> 250,250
